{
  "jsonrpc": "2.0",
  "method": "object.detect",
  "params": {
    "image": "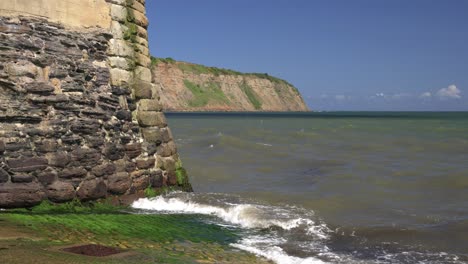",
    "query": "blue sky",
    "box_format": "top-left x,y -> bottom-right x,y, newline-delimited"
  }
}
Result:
146,0 -> 468,111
